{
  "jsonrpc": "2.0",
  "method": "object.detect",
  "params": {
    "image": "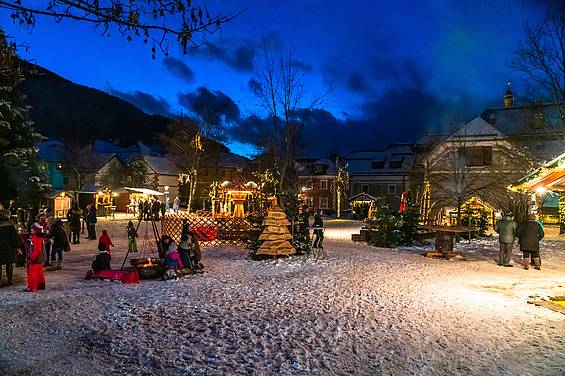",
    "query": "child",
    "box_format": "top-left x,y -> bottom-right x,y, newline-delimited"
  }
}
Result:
98,230 -> 114,252
27,212 -> 47,292
126,221 -> 138,253
92,243 -> 112,273
164,242 -> 183,280
177,233 -> 194,270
